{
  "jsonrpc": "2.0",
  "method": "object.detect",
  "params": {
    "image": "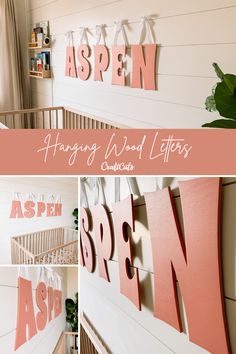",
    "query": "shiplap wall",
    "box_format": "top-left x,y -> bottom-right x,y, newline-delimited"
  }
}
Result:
0,266 -> 75,354
0,177 -> 78,264
27,0 -> 236,128
80,177 -> 236,354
